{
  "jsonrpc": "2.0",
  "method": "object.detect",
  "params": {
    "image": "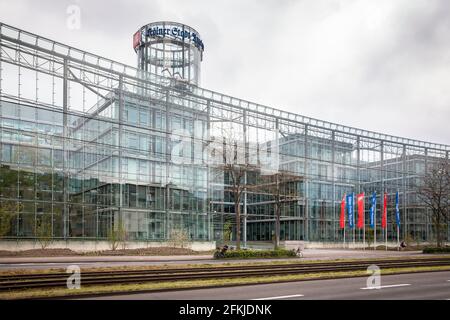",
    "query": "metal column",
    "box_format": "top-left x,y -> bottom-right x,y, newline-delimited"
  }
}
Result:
62,58 -> 68,239
304,125 -> 309,241
402,144 -> 407,240
331,131 -> 337,241
164,90 -> 171,240
356,135 -> 361,243
243,110 -> 248,248
424,148 -> 429,242
380,140 -> 384,244
117,76 -> 125,237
